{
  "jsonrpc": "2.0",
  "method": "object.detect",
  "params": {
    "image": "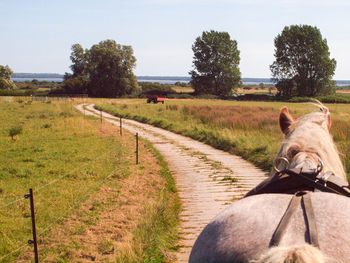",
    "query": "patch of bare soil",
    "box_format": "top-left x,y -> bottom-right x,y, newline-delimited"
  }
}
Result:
81,104 -> 268,262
